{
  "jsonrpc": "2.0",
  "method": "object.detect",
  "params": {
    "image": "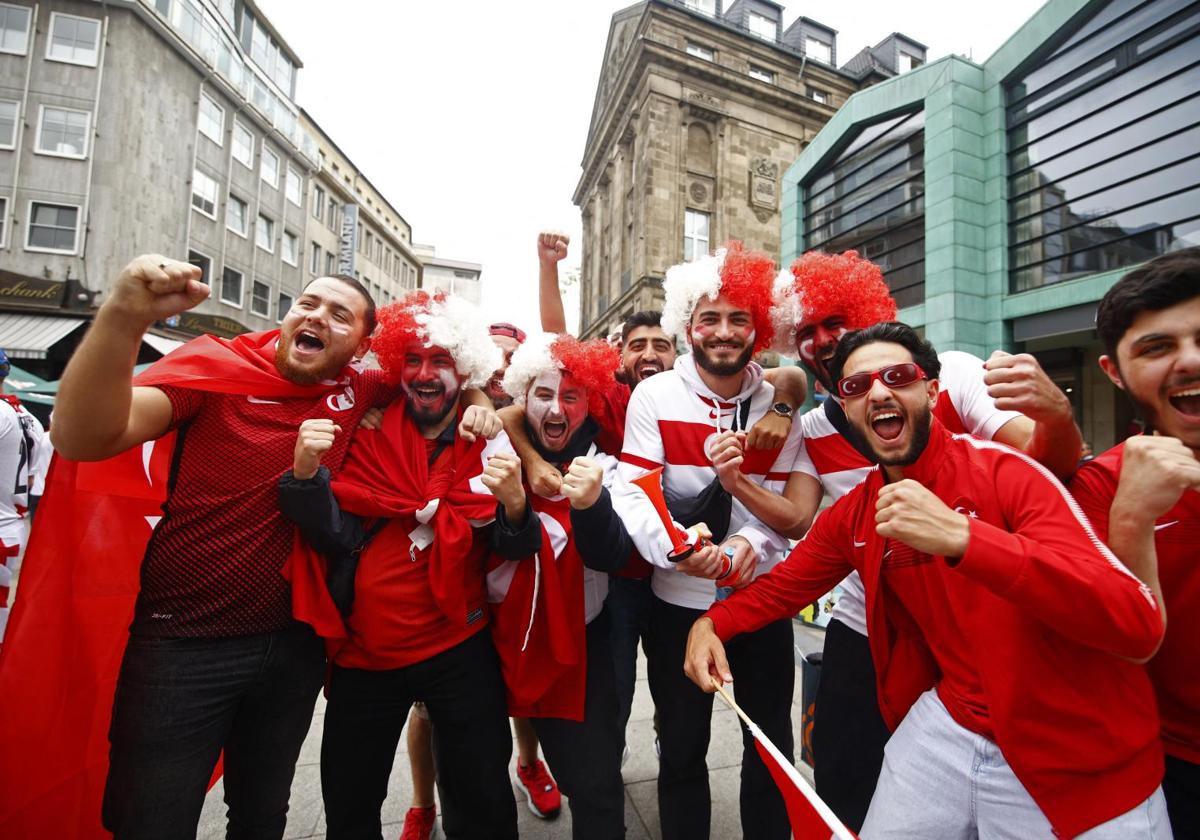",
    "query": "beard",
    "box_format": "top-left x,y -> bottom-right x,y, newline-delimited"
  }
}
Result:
846,402 -> 933,467
404,387 -> 458,428
274,341 -> 341,385
693,342 -> 754,377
